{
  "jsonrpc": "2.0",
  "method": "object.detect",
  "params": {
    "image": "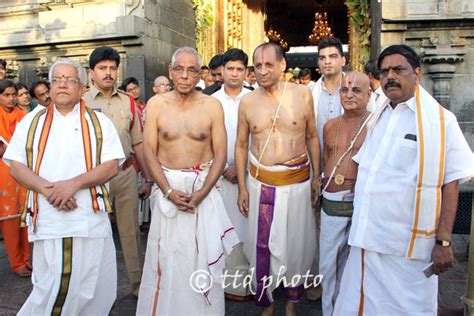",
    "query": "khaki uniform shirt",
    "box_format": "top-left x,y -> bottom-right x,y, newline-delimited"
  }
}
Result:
83,84 -> 143,159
